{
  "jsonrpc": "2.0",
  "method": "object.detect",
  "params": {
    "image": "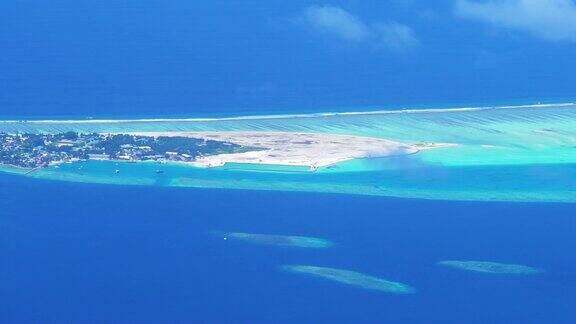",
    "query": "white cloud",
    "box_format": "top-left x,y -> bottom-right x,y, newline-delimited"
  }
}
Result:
373,22 -> 420,51
455,0 -> 576,42
301,5 -> 419,51
303,6 -> 370,41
